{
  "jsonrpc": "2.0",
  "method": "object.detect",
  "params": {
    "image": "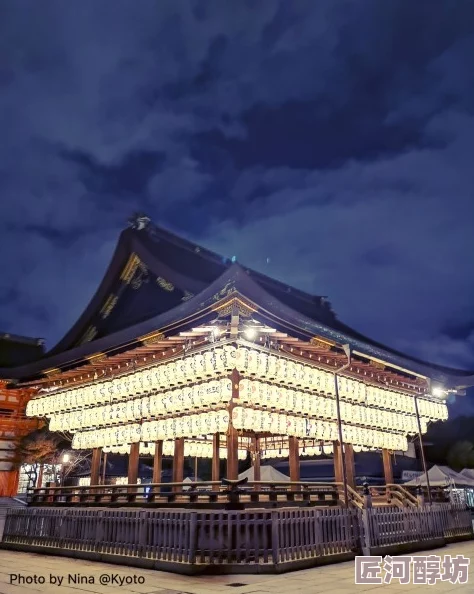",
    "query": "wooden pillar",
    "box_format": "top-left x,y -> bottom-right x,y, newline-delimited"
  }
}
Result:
90,447 -> 102,486
127,442 -> 140,485
345,443 -> 356,489
226,369 -> 239,480
289,436 -> 300,489
172,437 -> 184,490
253,437 -> 261,488
382,448 -> 394,485
36,464 -> 44,489
226,426 -> 239,480
152,440 -> 163,484
212,433 -> 220,482
333,441 -> 343,484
